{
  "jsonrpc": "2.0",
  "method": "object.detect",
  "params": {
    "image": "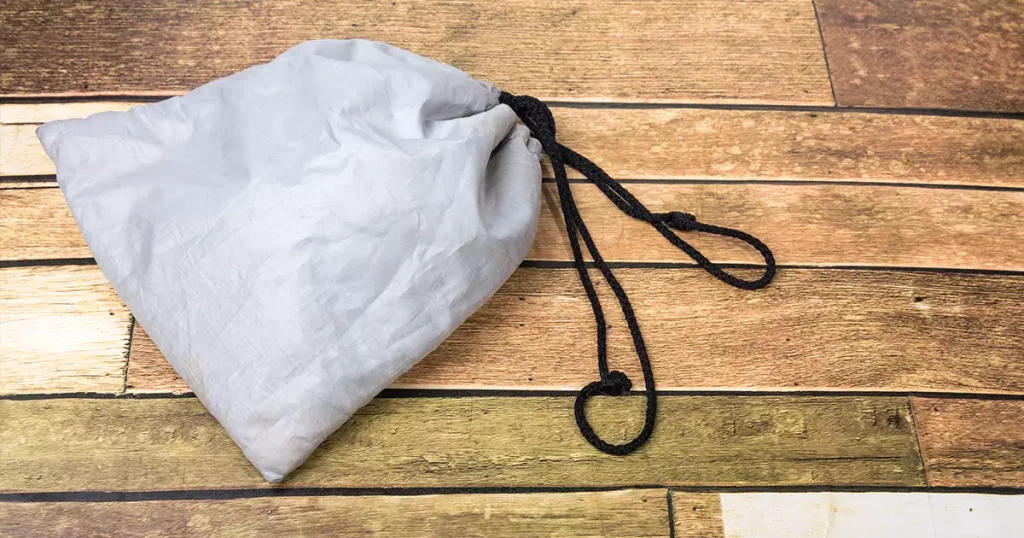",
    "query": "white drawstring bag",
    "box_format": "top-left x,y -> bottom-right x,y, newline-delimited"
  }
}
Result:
38,39 -> 775,482
38,40 -> 542,481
